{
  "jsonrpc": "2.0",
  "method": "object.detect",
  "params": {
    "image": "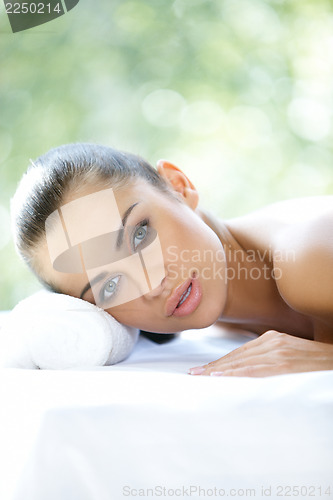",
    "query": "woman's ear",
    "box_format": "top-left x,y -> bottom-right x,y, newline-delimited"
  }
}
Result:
156,160 -> 199,210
